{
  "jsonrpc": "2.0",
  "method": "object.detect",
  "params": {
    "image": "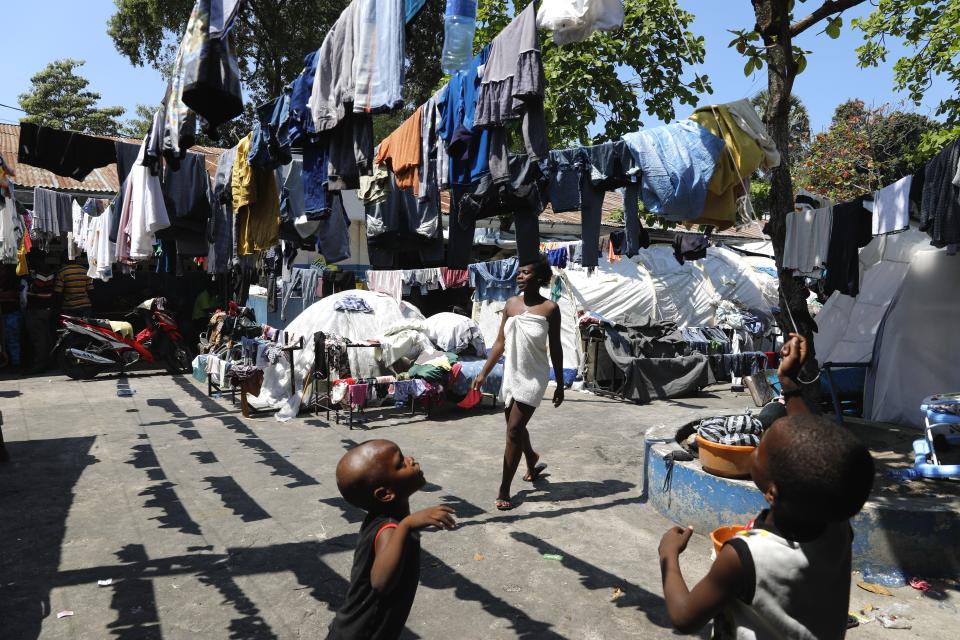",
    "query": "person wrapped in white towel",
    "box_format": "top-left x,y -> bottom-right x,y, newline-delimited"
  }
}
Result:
472,255 -> 564,511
